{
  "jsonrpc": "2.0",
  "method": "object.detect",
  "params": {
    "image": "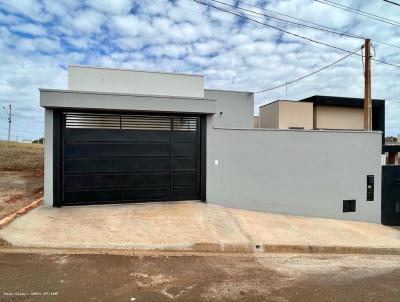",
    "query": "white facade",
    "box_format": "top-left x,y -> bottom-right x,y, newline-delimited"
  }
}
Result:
40,66 -> 382,223
68,65 -> 204,98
